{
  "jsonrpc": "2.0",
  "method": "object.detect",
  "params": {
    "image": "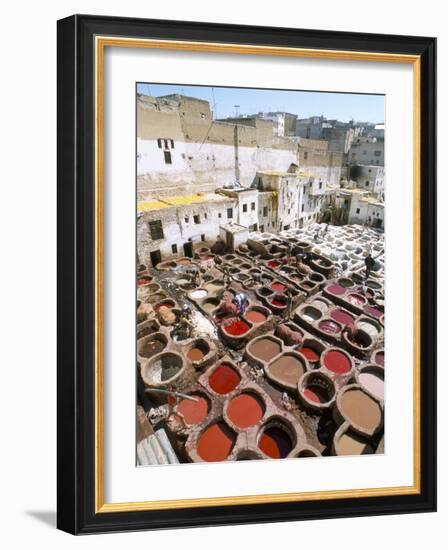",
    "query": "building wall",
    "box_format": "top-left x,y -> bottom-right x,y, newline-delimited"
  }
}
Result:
298,138 -> 345,186
349,139 -> 384,166
350,165 -> 385,200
